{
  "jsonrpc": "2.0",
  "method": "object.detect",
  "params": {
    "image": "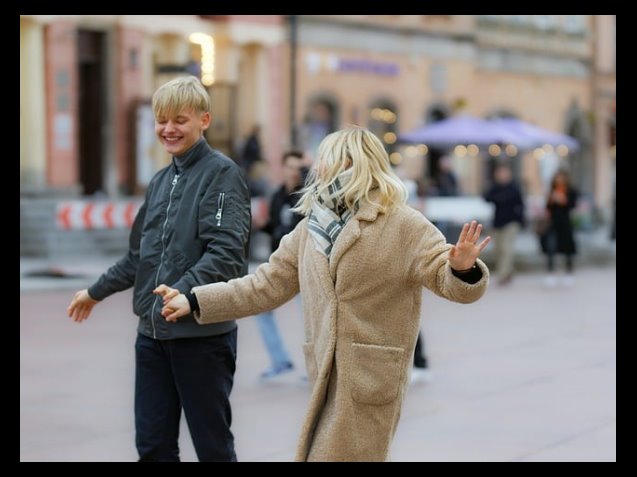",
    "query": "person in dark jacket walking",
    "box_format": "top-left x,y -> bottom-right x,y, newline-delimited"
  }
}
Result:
67,76 -> 251,462
484,164 -> 525,285
255,151 -> 306,379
